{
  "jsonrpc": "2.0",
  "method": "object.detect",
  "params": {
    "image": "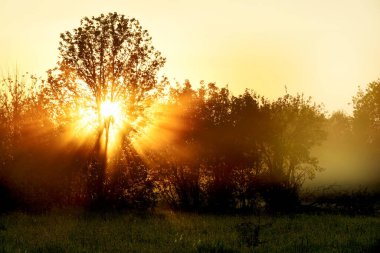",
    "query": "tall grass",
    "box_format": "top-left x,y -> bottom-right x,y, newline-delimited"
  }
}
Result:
0,211 -> 379,252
